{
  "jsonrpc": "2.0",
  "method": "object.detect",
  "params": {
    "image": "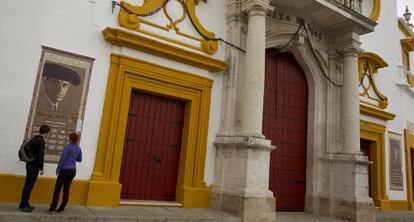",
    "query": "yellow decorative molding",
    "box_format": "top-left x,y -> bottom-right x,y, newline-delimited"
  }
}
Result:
0,174 -> 89,205
360,103 -> 396,121
103,27 -> 227,72
399,19 -> 413,38
369,0 -> 381,21
405,129 -> 414,210
402,37 -> 414,52
407,71 -> 414,87
358,52 -> 389,109
118,0 -> 218,55
88,54 -> 213,207
401,37 -> 414,72
360,120 -> 388,209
